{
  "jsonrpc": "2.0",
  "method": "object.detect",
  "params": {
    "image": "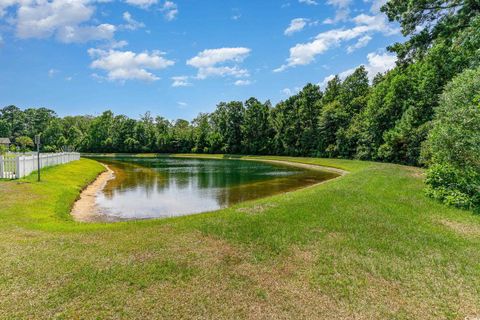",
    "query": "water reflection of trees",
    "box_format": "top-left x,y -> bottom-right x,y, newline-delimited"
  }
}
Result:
99,158 -> 338,208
